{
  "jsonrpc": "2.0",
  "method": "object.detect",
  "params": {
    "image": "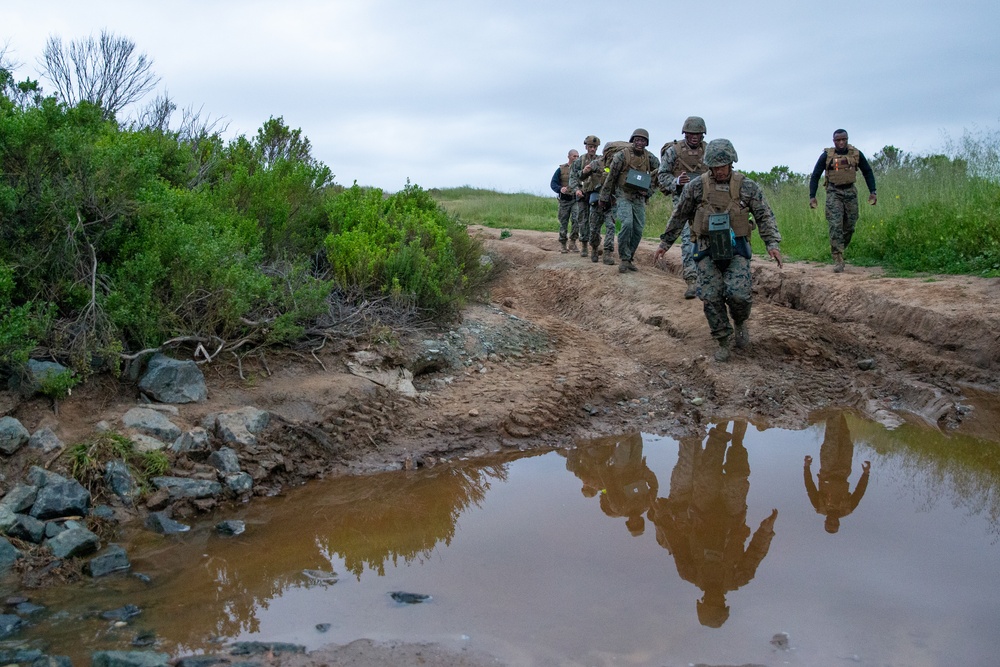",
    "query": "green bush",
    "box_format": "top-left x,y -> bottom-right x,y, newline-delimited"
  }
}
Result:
326,182 -> 488,316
